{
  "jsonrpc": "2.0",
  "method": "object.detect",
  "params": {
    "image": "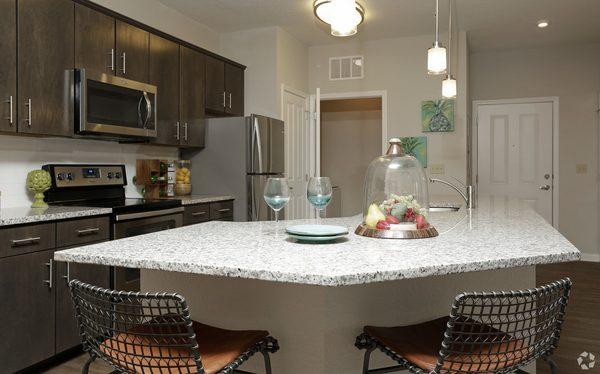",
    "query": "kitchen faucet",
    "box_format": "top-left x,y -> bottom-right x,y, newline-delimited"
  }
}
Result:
429,177 -> 474,210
